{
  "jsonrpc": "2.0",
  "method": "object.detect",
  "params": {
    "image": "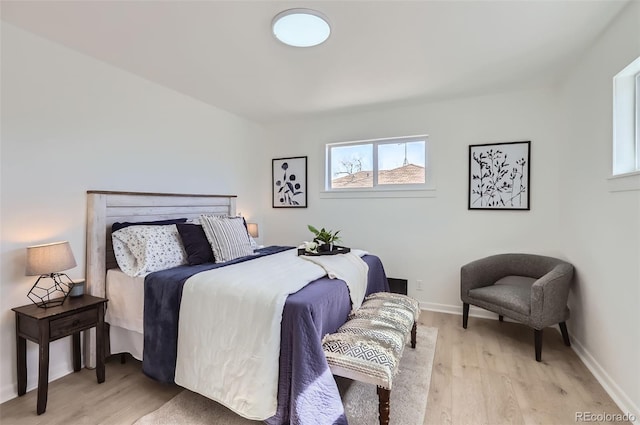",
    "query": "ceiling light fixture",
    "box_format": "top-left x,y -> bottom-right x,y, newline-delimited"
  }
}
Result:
272,8 -> 331,47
